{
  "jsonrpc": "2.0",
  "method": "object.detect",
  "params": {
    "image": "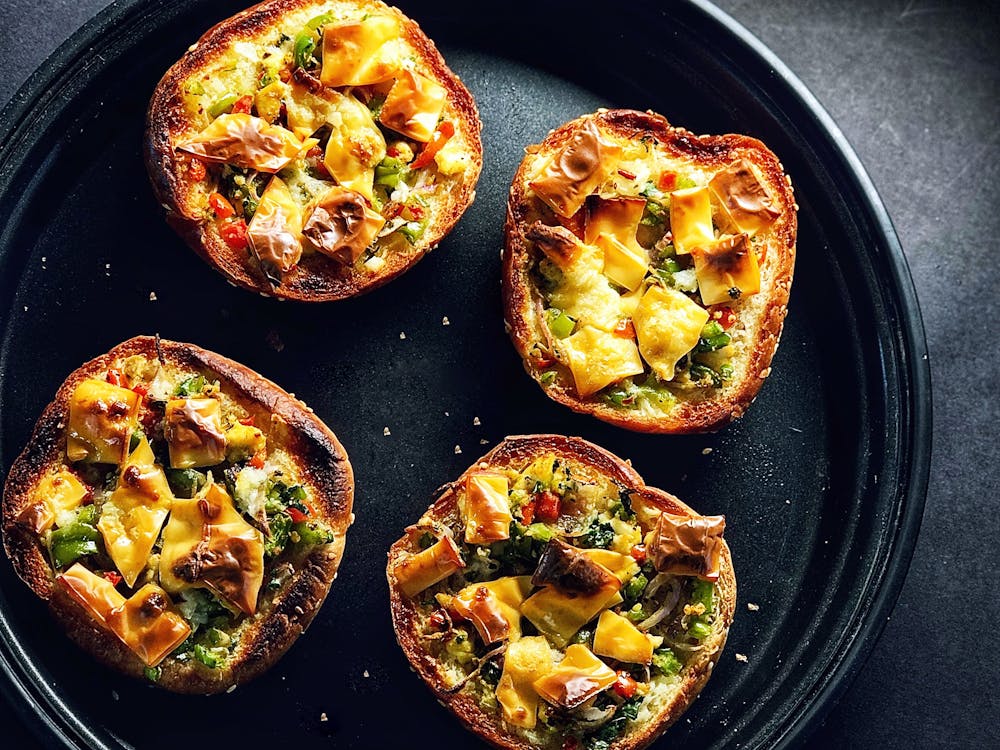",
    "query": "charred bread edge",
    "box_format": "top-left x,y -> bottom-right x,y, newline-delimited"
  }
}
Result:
502,108 -> 797,433
387,434 -> 736,750
145,0 -> 483,302
1,335 -> 355,693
